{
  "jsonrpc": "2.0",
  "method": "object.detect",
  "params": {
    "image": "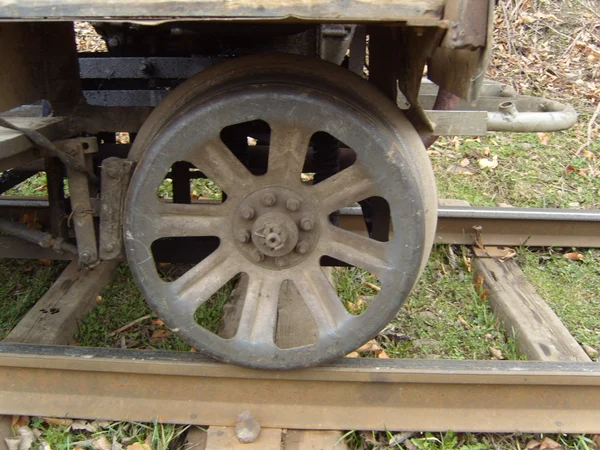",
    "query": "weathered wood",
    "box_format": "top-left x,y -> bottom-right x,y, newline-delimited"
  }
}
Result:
0,415 -> 11,450
3,260 -> 117,345
473,258 -> 590,362
0,117 -> 65,172
0,0 -> 446,22
205,427 -> 282,450
284,430 -> 347,449
184,427 -> 207,450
